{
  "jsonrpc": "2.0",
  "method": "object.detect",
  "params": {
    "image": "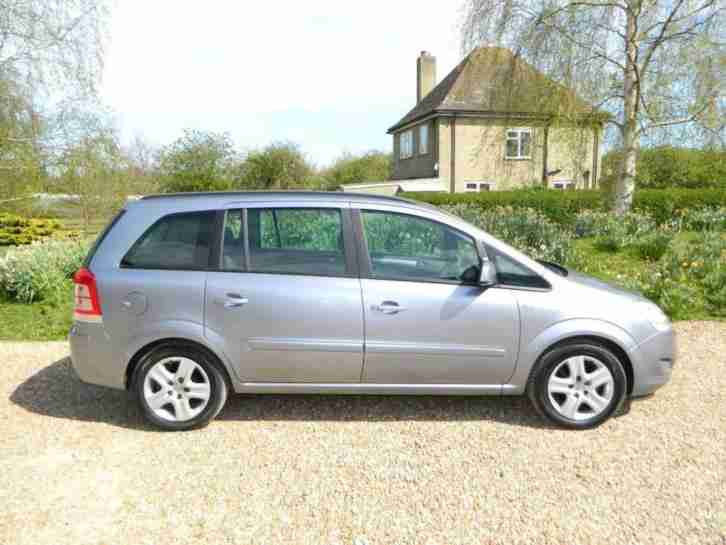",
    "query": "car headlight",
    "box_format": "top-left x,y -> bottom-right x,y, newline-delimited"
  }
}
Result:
635,302 -> 671,331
